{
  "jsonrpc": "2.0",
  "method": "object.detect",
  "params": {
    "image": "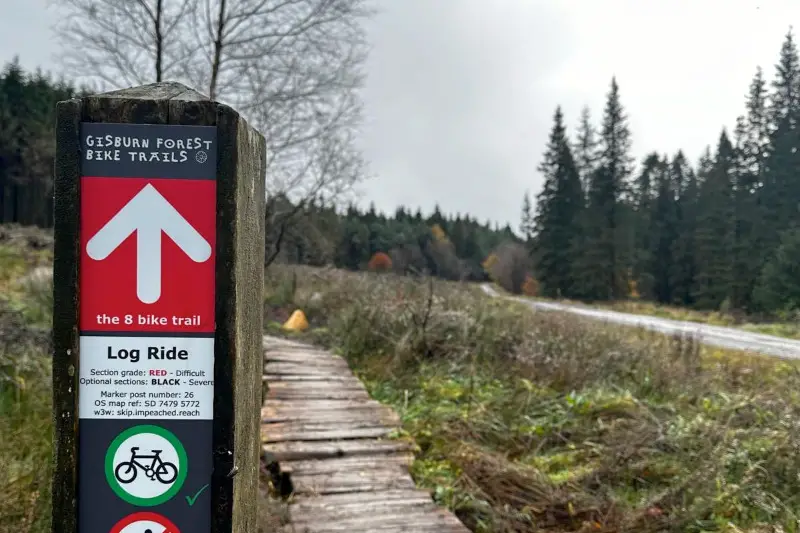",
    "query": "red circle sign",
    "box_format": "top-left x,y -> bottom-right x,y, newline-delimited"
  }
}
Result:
110,512 -> 180,533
